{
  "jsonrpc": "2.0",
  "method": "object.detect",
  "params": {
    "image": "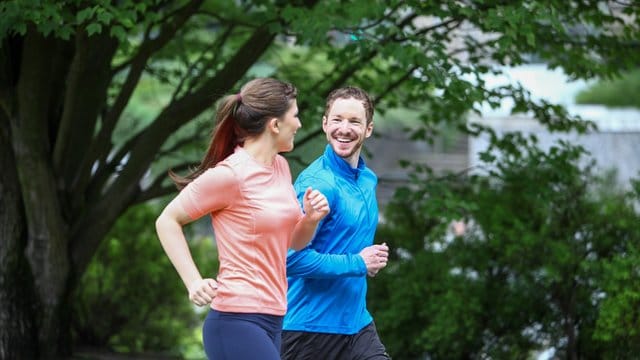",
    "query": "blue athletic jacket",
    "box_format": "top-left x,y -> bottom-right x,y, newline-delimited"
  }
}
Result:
283,144 -> 379,335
